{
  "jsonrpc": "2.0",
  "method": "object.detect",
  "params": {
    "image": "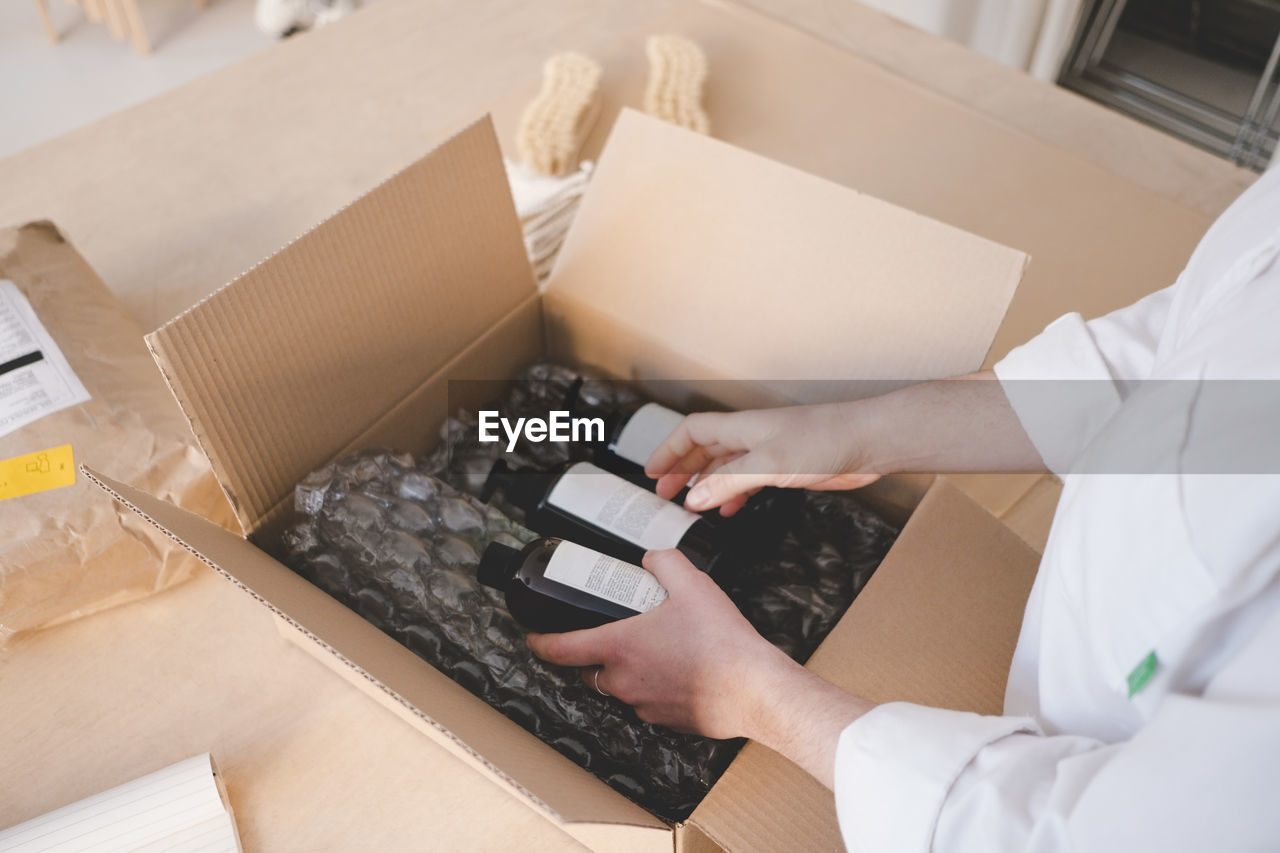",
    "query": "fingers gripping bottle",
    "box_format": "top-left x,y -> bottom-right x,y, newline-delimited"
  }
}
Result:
590,401 -> 687,483
564,385 -> 803,551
